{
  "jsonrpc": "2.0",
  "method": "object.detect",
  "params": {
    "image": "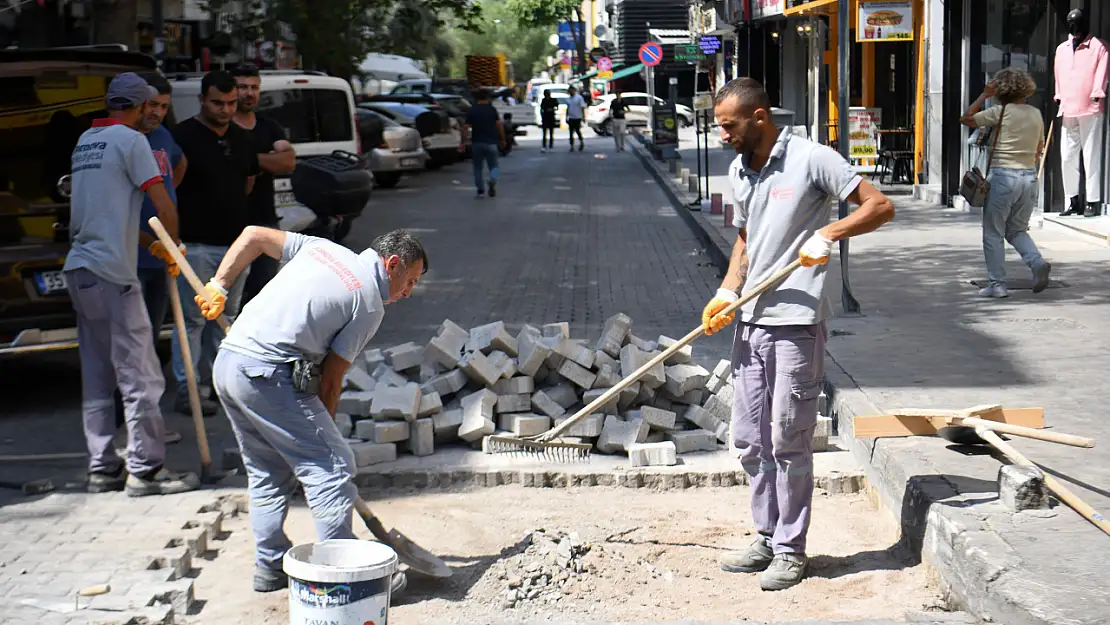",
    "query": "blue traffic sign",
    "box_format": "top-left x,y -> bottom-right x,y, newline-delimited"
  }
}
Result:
597,57 -> 613,72
638,42 -> 663,67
